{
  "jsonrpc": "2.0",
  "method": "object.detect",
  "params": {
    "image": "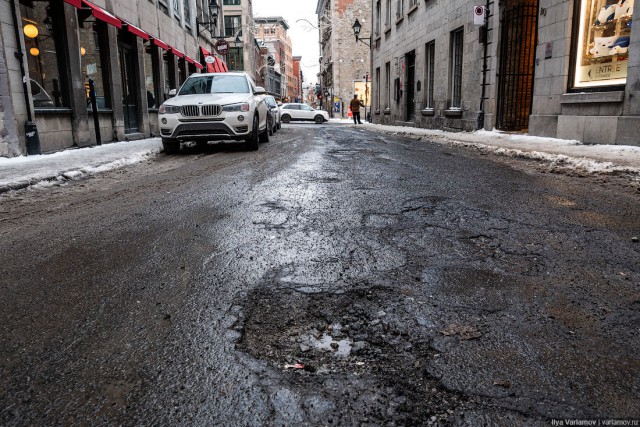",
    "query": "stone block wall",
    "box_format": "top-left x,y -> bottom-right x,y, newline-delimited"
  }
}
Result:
371,0 -> 491,132
0,0 -> 26,156
327,0 -> 371,116
529,0 -> 640,145
0,0 -> 209,157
